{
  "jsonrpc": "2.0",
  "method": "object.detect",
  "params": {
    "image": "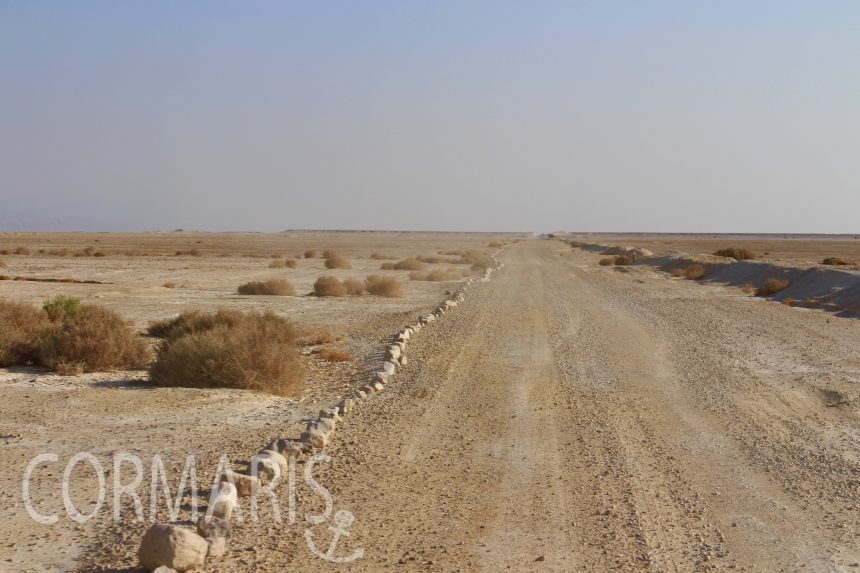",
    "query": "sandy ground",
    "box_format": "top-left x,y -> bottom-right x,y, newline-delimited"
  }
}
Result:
562,232 -> 860,266
4,237 -> 860,571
